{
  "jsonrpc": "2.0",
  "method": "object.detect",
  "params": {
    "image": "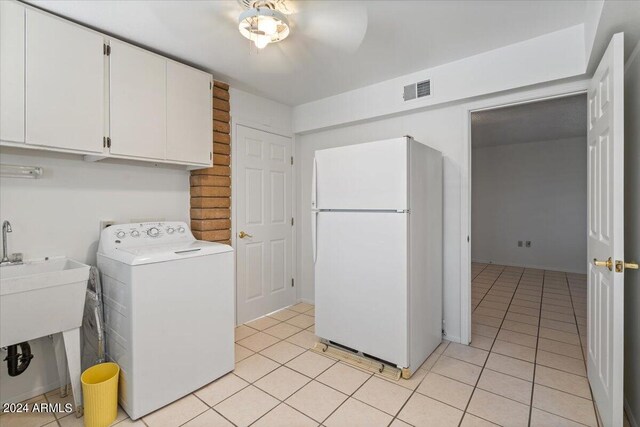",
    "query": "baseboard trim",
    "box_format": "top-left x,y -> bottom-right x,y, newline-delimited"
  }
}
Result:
0,380 -> 60,405
625,397 -> 639,427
